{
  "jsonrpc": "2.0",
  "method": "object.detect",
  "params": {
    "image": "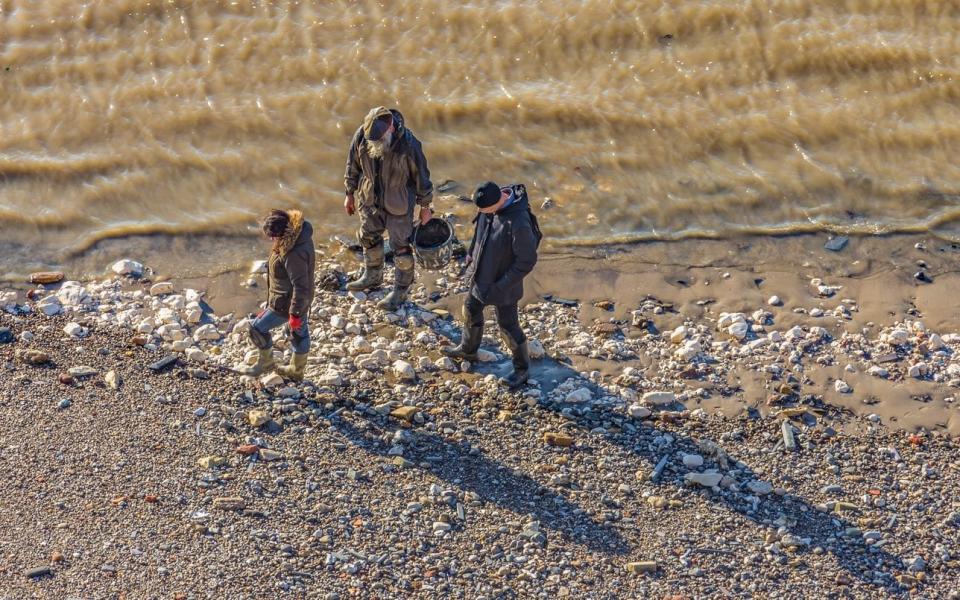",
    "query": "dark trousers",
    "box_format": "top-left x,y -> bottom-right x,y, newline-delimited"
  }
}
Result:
463,294 -> 525,346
